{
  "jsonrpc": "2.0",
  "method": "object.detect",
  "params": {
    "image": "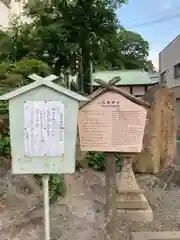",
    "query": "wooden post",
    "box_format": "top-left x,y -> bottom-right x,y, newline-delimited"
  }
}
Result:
89,59 -> 93,94
105,152 -> 117,240
79,47 -> 84,92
